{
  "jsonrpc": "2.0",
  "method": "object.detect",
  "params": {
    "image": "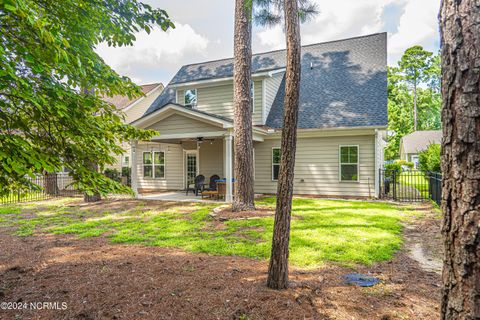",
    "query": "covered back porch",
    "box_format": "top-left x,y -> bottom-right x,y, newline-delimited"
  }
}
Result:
129,103 -> 266,202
